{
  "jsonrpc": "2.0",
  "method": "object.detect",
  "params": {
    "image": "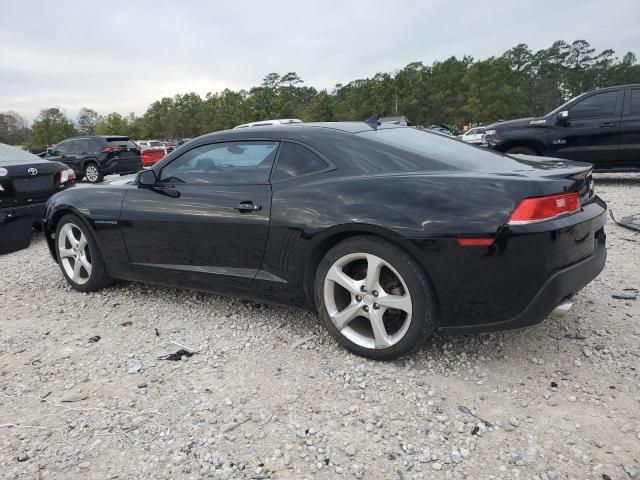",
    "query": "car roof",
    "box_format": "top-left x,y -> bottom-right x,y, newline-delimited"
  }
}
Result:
197,122 -> 395,143
60,135 -> 130,142
585,83 -> 640,93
